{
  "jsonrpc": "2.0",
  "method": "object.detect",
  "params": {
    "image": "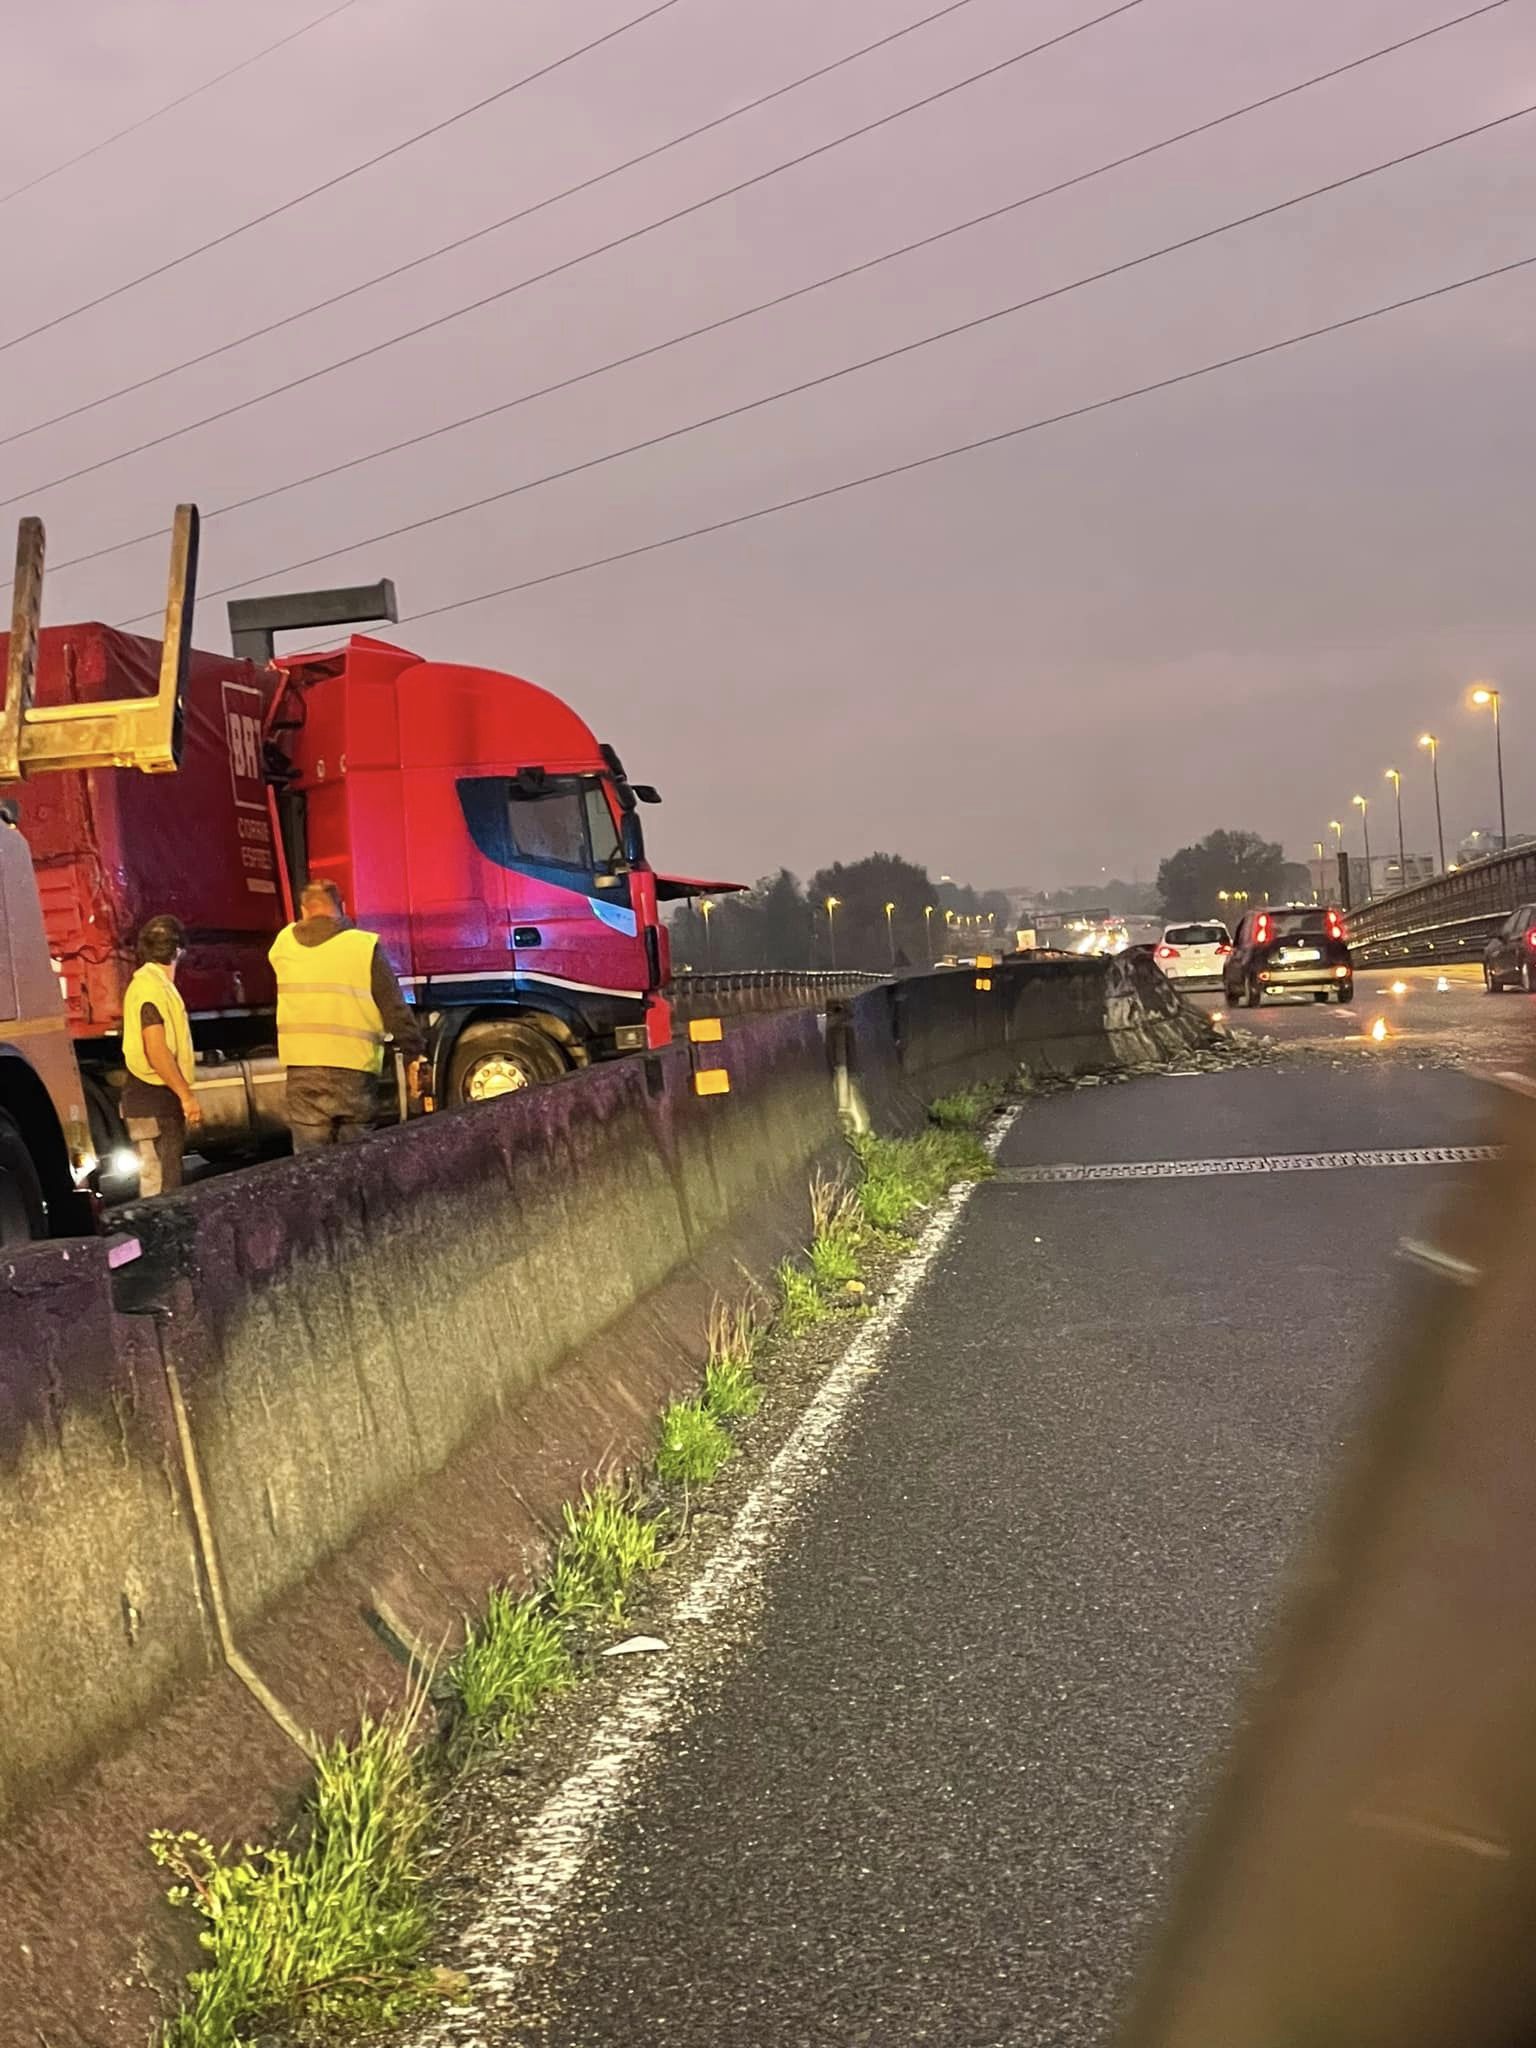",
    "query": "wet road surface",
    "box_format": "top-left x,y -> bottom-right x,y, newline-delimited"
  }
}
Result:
431,985 -> 1525,2047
